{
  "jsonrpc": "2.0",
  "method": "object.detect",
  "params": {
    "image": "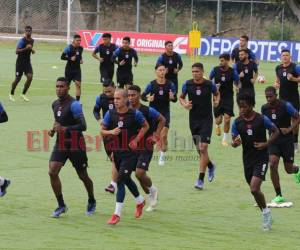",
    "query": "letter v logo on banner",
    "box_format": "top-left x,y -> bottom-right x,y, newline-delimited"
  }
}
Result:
82,32 -> 103,49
